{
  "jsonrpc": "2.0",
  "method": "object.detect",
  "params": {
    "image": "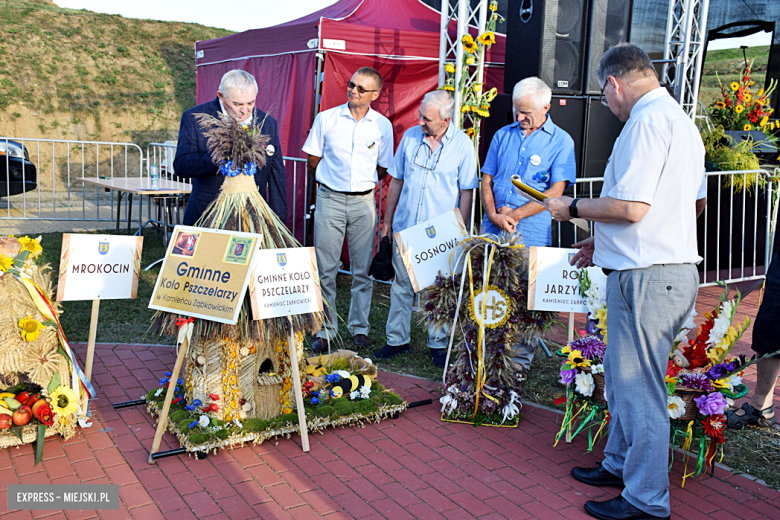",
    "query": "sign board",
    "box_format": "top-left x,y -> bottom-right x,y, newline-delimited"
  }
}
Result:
527,246 -> 607,312
394,209 -> 468,292
249,247 -> 324,320
148,226 -> 262,324
56,234 -> 143,301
